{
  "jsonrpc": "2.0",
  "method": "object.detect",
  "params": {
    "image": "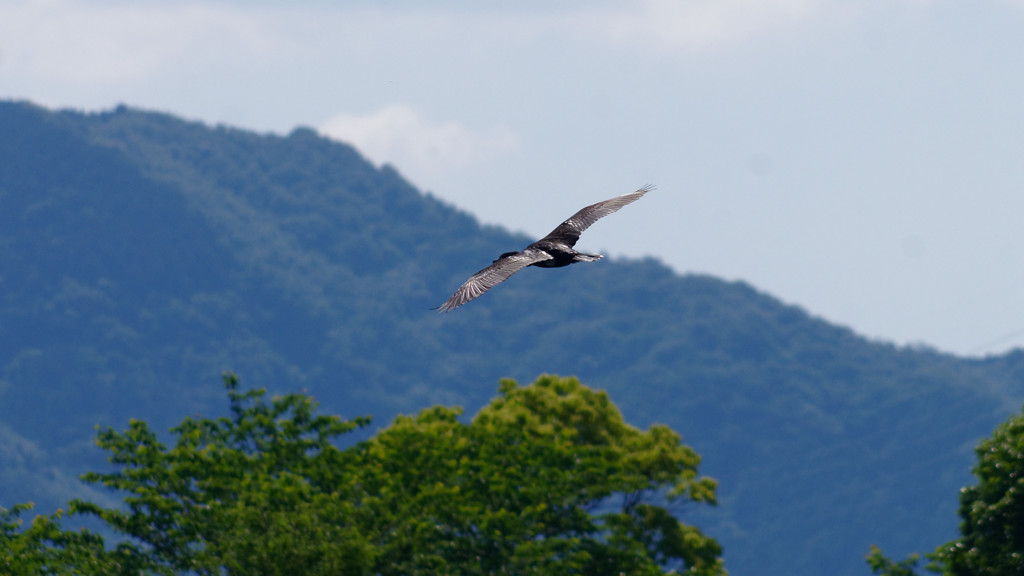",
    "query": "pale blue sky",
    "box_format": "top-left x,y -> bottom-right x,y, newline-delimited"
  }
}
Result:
4,0 -> 1023,355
